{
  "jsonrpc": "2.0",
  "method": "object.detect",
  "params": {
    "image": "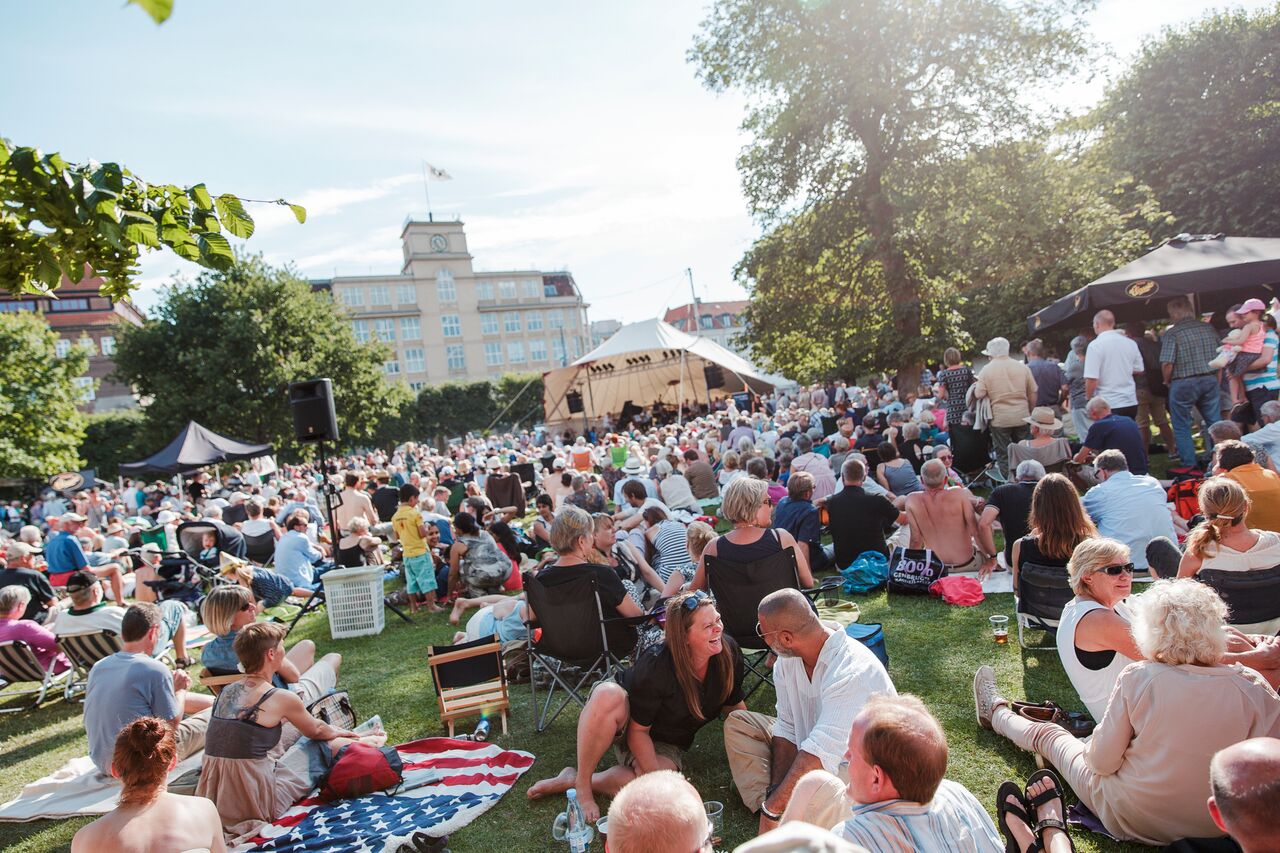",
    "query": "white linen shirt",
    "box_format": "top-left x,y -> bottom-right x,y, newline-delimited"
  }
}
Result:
1082,329 -> 1143,409
773,621 -> 897,773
